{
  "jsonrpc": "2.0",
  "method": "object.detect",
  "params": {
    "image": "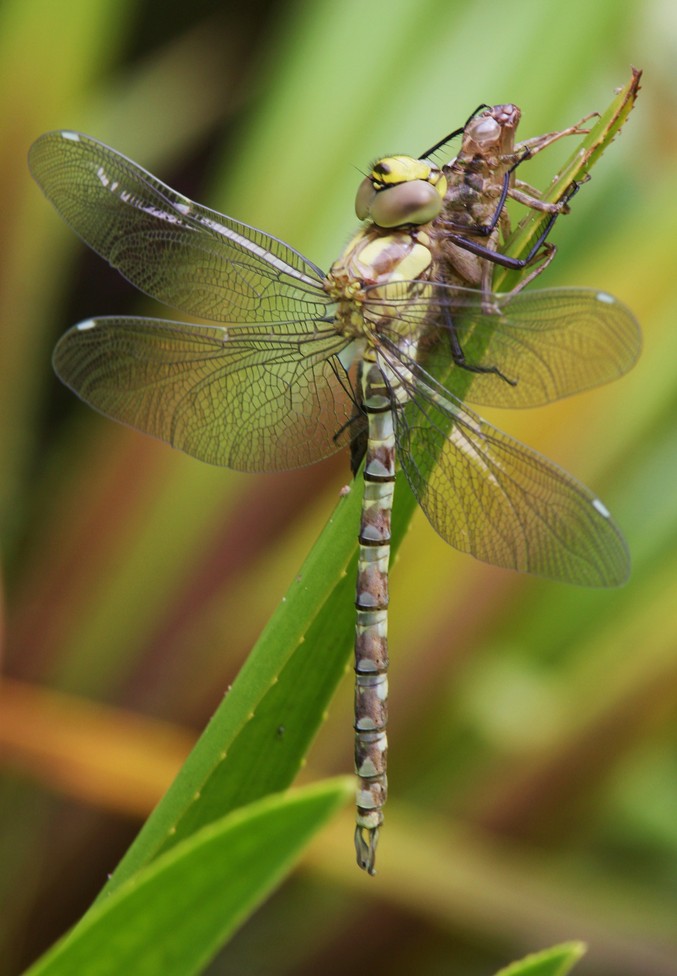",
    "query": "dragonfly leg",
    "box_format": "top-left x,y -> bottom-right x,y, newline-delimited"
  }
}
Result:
443,177 -> 584,274
514,111 -> 598,161
440,160 -> 587,295
332,406 -> 368,476
438,142 -> 557,243
502,242 -> 557,296
444,305 -> 517,387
